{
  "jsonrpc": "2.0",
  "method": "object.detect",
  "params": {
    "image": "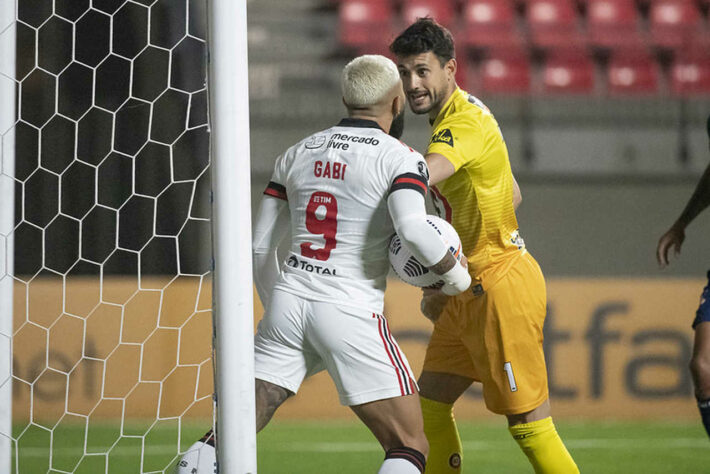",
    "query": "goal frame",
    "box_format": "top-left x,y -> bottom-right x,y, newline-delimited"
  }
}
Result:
208,0 -> 257,473
0,1 -> 15,472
